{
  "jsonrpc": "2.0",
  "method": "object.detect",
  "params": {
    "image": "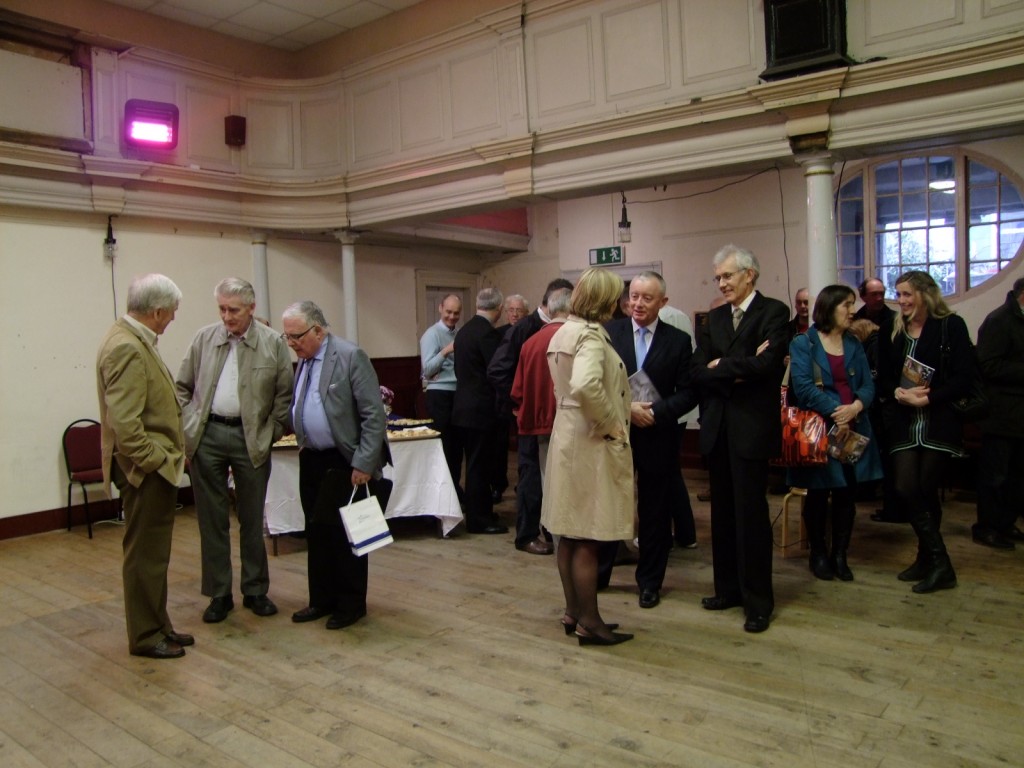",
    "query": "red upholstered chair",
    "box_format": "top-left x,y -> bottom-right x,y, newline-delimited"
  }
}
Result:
62,419 -> 105,539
